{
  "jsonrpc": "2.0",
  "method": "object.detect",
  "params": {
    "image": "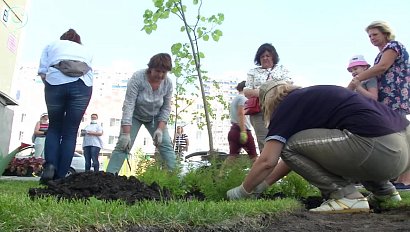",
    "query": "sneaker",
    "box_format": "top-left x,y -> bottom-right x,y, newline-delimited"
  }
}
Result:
309,197 -> 369,213
39,164 -> 55,185
367,191 -> 401,206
